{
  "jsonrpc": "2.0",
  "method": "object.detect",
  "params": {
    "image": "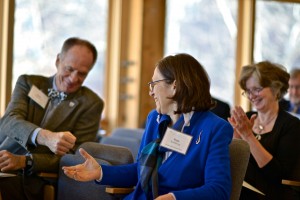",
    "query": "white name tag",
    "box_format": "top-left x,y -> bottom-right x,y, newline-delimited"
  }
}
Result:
160,127 -> 192,155
28,85 -> 49,109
